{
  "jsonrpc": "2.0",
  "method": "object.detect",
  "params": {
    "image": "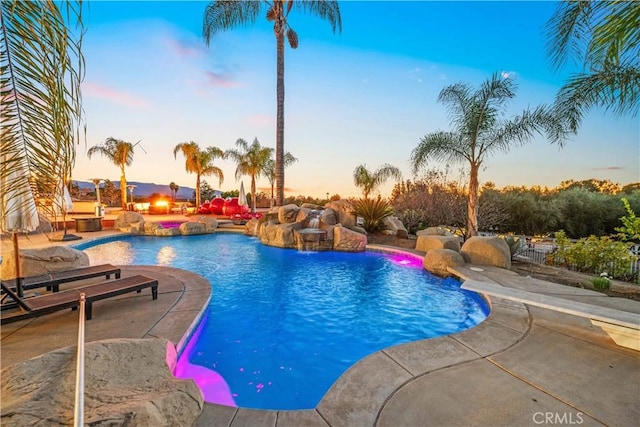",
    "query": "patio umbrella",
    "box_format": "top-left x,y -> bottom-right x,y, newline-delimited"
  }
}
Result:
51,181 -> 80,241
238,181 -> 247,209
1,153 -> 39,297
